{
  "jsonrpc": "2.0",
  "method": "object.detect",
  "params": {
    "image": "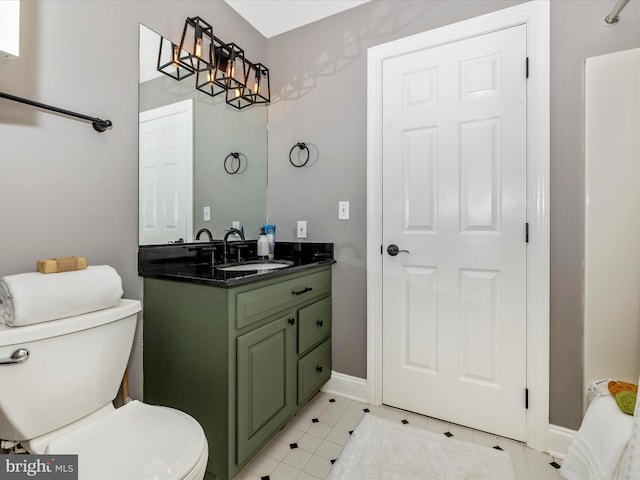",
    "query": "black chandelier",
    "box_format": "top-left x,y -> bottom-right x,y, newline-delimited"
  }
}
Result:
157,16 -> 270,109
